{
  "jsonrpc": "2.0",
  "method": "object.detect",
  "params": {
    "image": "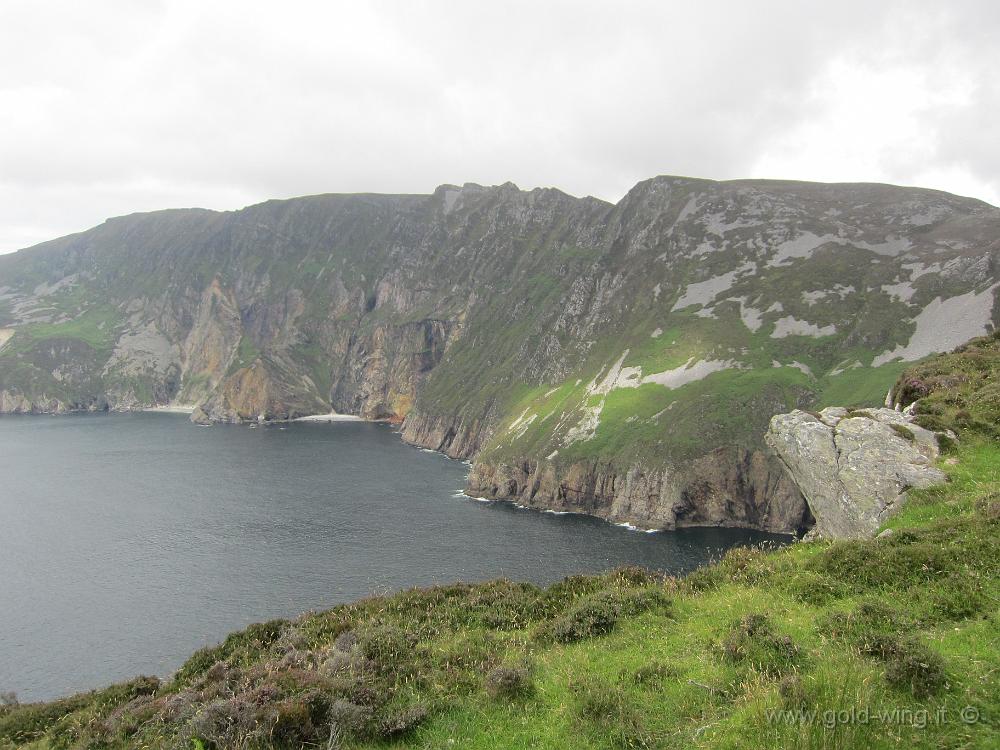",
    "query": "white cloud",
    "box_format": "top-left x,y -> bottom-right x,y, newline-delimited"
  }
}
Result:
751,3 -> 1000,206
0,0 -> 997,253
